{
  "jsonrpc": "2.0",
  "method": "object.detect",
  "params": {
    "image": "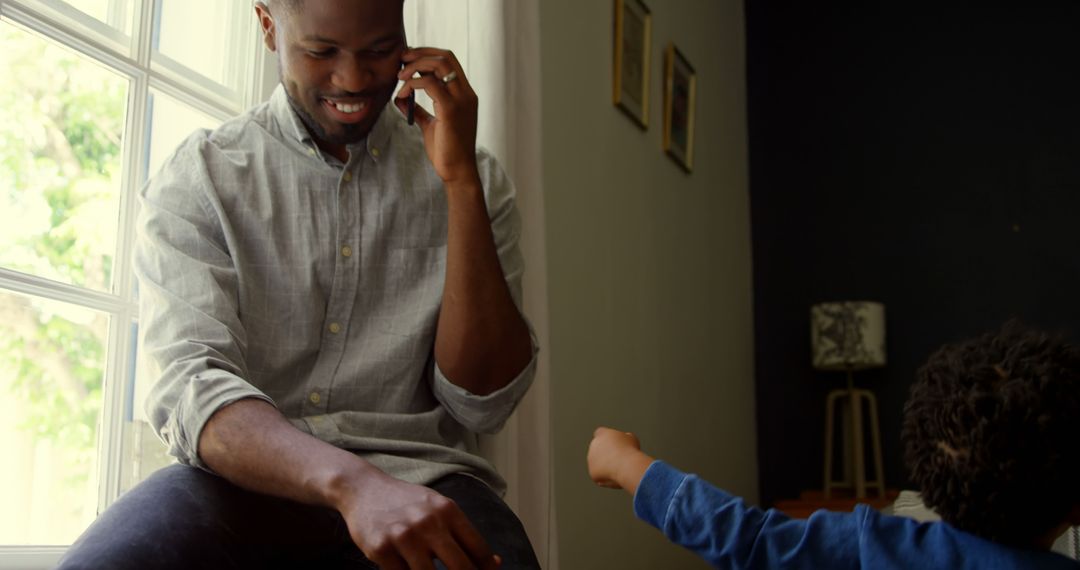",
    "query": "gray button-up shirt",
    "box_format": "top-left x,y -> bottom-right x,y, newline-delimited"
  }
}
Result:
134,85 -> 536,494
